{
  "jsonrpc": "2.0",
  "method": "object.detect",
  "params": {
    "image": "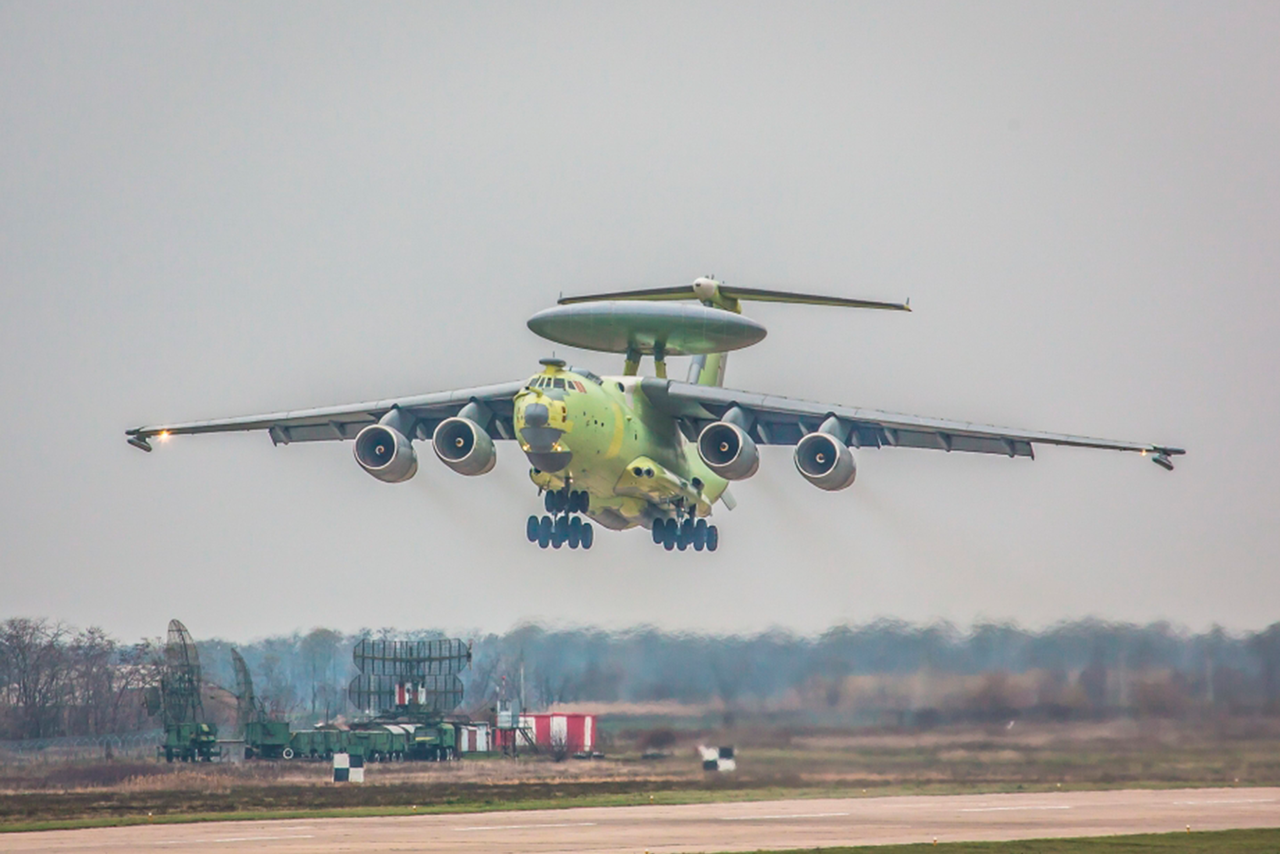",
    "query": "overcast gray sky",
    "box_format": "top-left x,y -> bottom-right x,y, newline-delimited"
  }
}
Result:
2,2 -> 1277,642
